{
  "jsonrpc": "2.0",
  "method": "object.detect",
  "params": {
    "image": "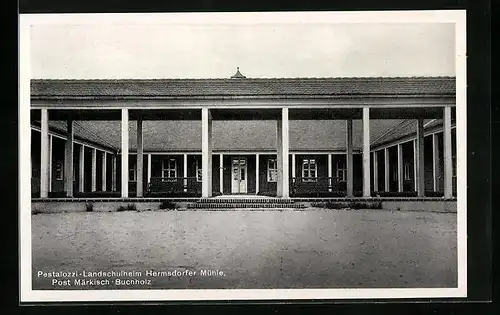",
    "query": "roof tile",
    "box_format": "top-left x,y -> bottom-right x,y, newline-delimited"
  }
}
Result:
31,77 -> 455,97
